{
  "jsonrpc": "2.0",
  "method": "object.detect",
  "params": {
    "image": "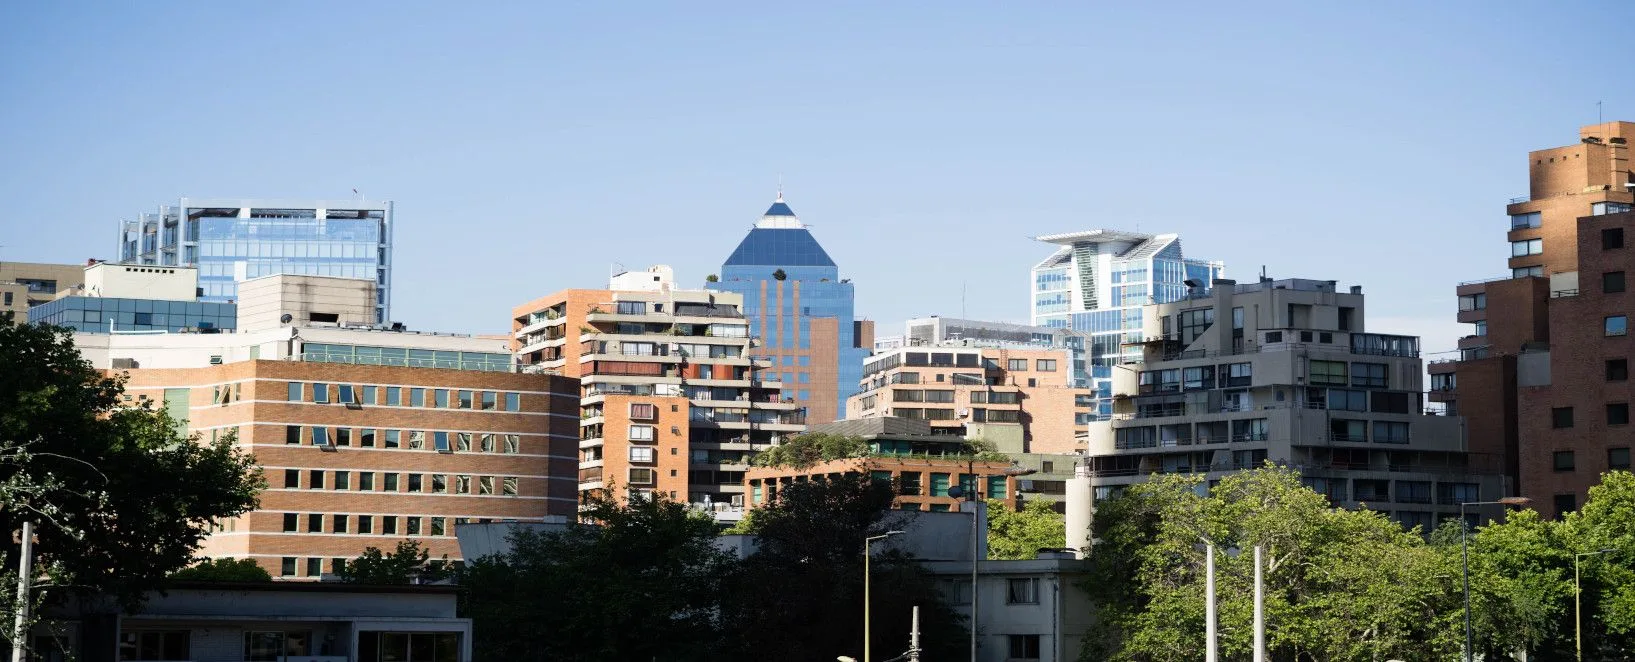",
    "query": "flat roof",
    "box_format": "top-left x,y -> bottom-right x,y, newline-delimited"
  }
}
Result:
1034,229 -> 1153,245
161,580 -> 459,595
